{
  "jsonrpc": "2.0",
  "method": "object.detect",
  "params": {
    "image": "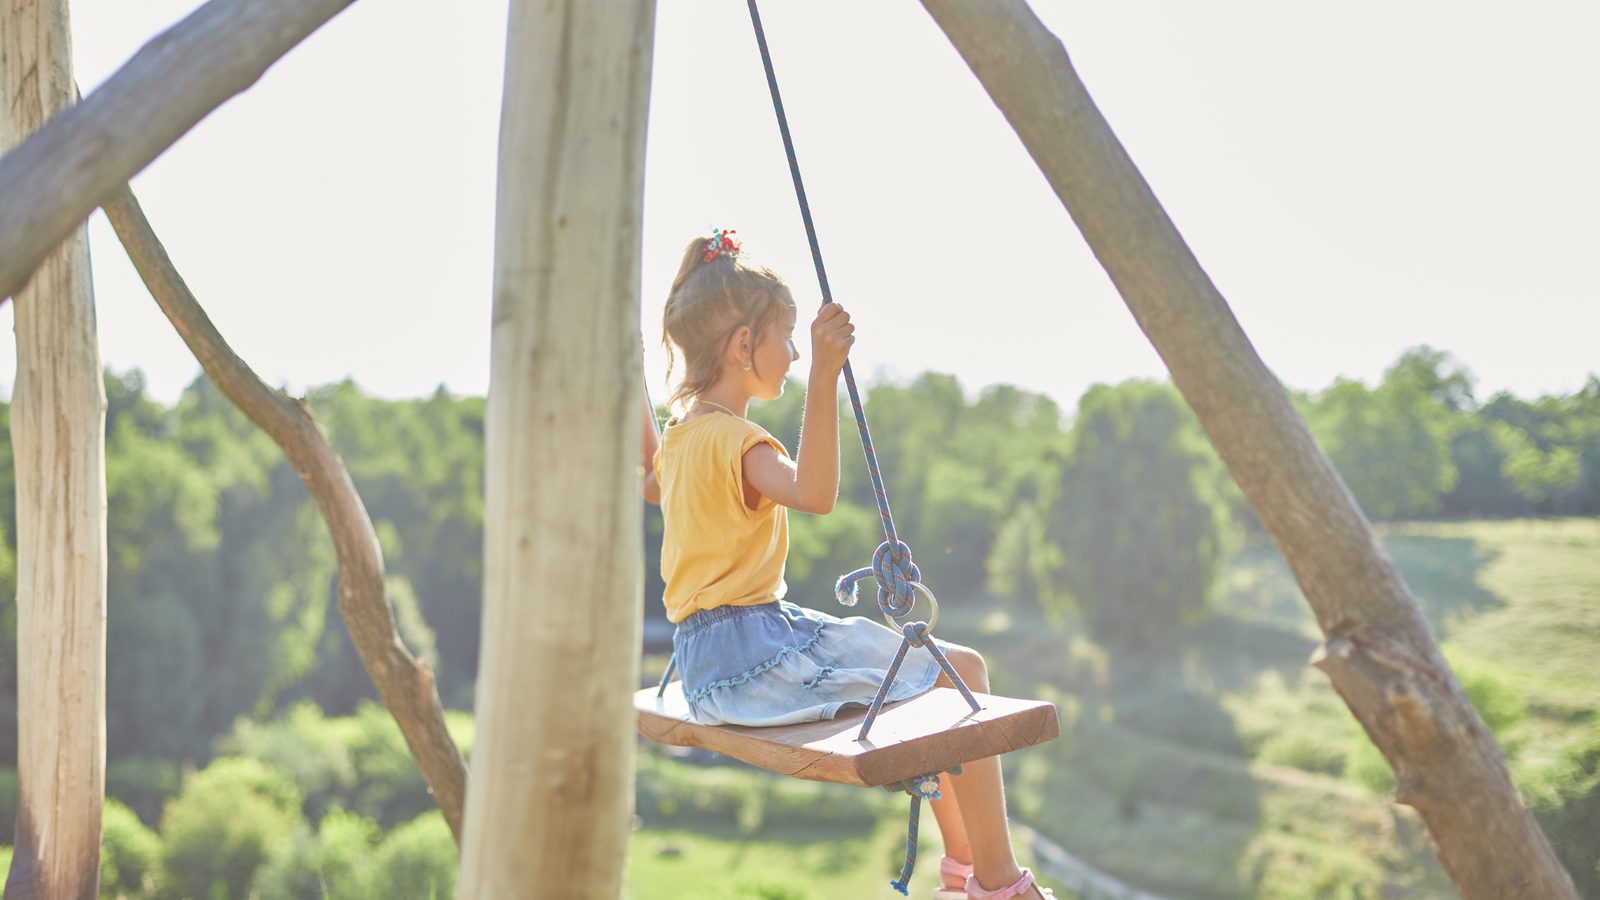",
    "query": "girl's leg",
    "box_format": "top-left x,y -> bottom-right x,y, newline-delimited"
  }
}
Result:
934,644 -> 1046,898
928,790 -> 970,887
